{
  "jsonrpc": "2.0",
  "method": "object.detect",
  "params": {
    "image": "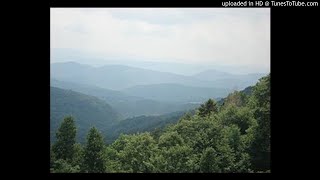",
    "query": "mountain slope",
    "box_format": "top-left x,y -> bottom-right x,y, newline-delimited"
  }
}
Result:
106,111 -> 190,143
217,84 -> 254,106
50,87 -> 120,142
51,78 -> 143,103
51,79 -> 199,118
